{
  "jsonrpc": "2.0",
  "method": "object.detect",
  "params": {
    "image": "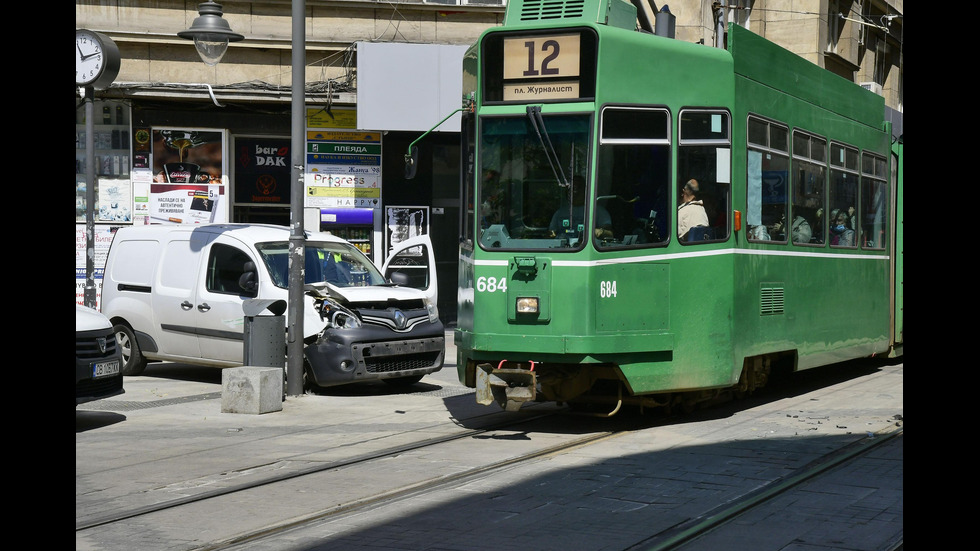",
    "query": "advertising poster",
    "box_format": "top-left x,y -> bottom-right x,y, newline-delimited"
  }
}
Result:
75,224 -> 122,308
386,206 -> 428,256
234,136 -> 290,205
305,130 -> 382,209
148,184 -> 222,225
97,179 -> 133,222
150,129 -> 226,224
76,177 -> 134,223
131,168 -> 153,223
